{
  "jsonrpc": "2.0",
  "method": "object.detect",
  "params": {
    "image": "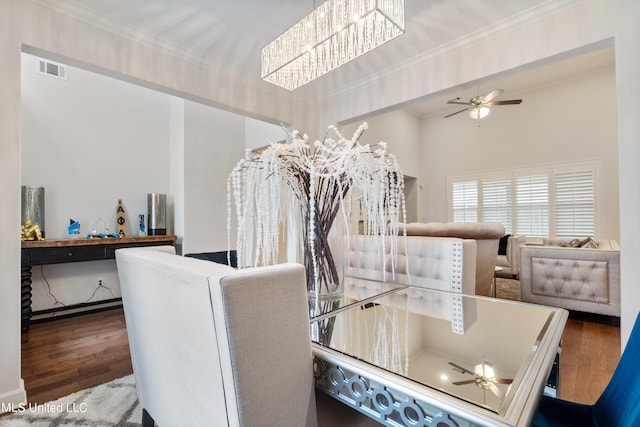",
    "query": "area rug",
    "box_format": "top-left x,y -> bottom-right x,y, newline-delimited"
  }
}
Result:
495,277 -> 521,301
496,277 -> 520,301
0,375 -> 141,427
